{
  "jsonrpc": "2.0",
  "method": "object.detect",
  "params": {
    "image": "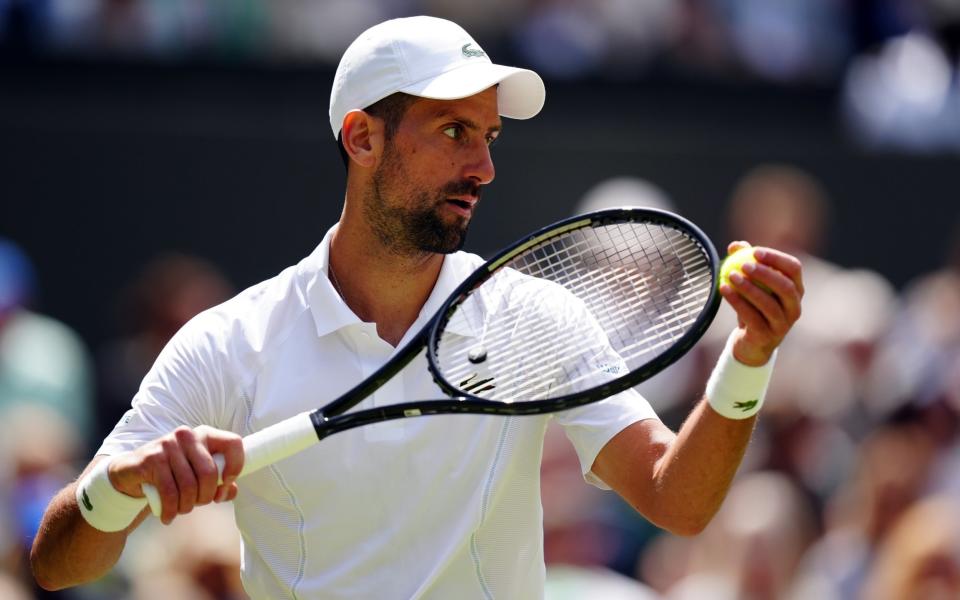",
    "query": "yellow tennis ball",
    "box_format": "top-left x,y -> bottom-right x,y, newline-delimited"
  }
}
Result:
719,247 -> 771,292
